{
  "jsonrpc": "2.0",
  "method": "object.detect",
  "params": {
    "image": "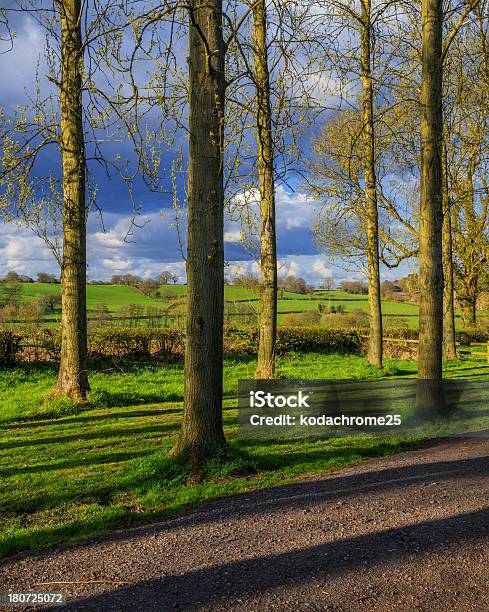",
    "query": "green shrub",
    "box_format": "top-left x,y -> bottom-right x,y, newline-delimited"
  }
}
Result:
456,328 -> 489,344
0,330 -> 21,366
382,327 -> 418,340
321,310 -> 369,329
275,327 -> 363,354
224,326 -> 363,355
223,326 -> 259,354
282,311 -> 321,326
88,328 -> 186,358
